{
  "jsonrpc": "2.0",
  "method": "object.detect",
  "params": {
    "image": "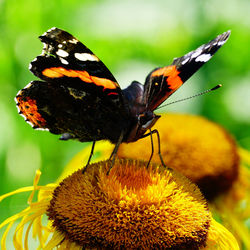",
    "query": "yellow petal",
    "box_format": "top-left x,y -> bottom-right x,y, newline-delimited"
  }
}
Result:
204,218 -> 239,250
